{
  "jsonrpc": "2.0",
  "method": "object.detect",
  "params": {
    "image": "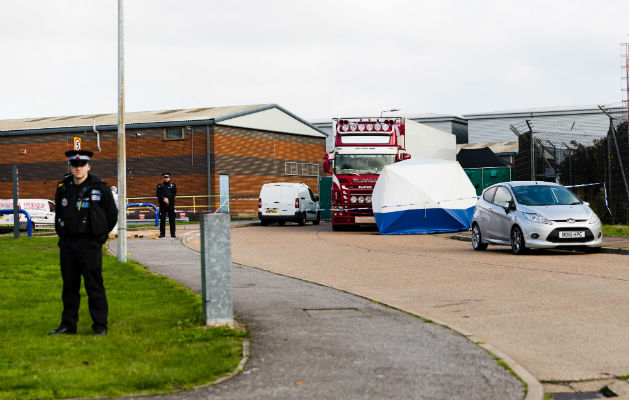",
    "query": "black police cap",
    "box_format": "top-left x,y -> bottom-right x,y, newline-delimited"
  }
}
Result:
65,150 -> 93,162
